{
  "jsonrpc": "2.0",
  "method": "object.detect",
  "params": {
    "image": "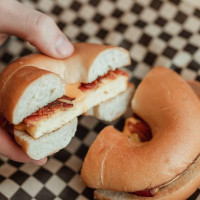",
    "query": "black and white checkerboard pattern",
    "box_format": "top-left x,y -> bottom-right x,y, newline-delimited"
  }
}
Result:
1,0 -> 200,199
